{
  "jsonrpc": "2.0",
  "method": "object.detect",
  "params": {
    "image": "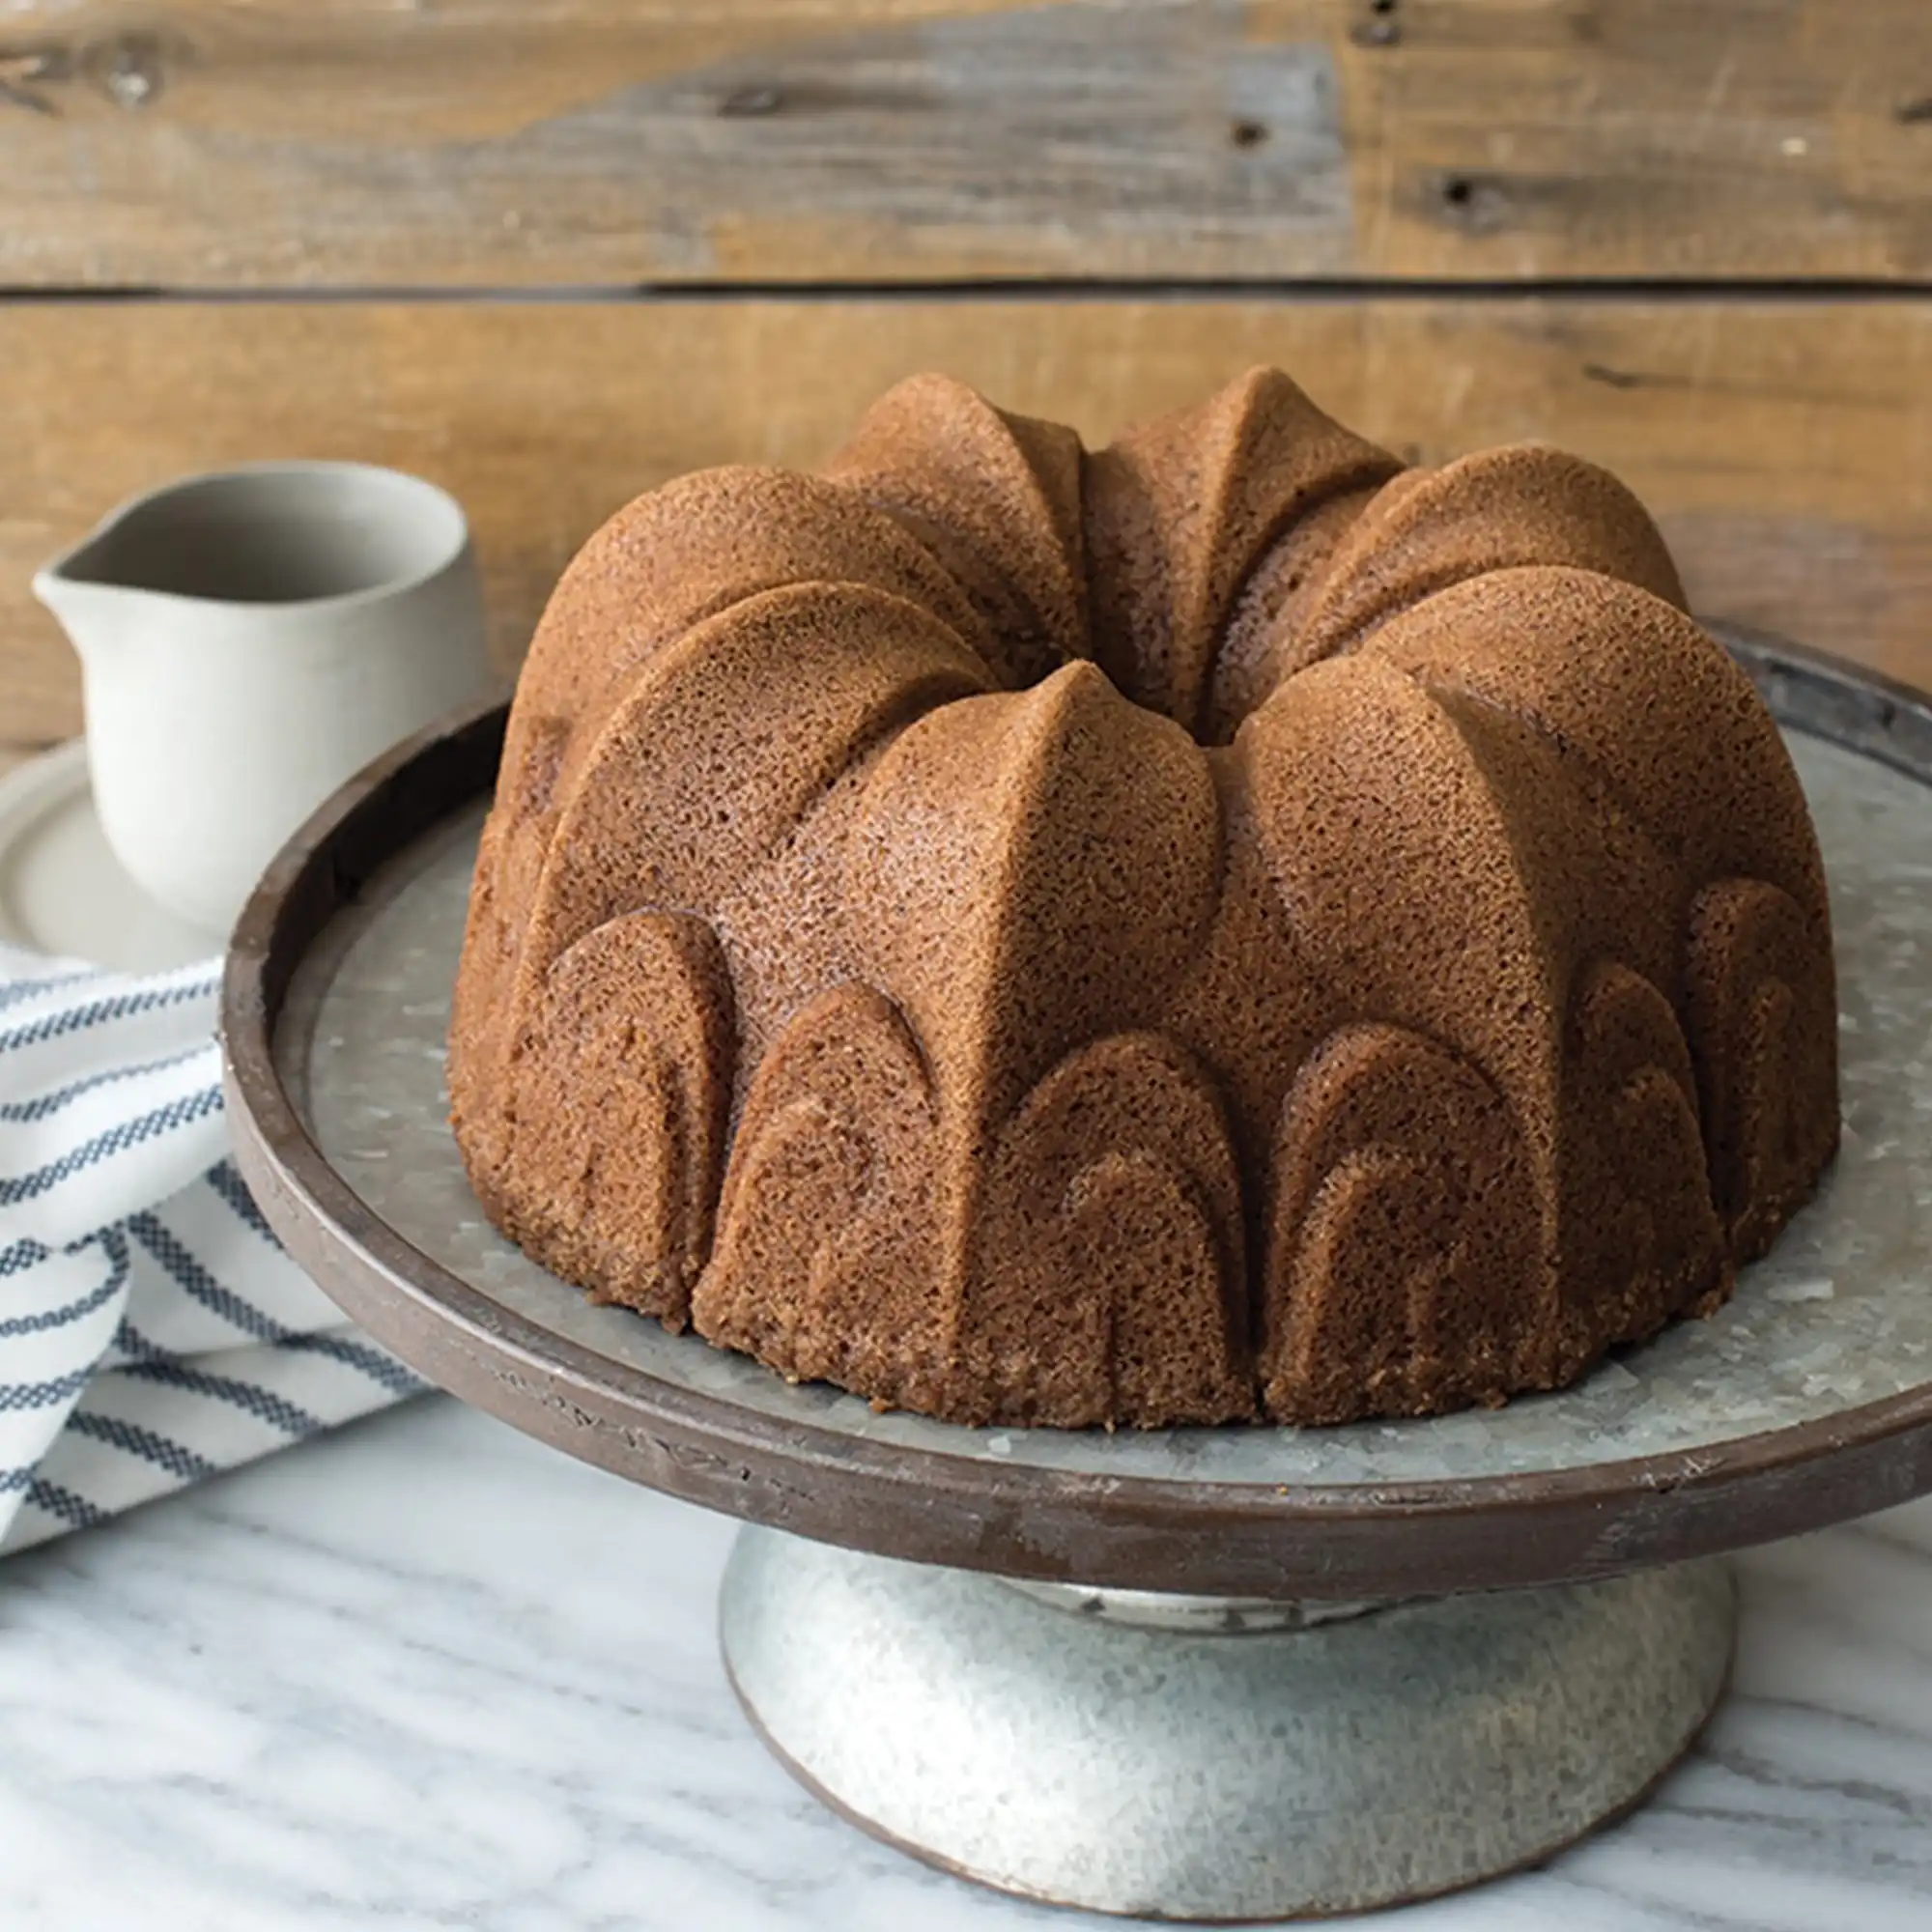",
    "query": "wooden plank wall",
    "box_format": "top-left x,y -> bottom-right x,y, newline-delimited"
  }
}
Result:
2,0 -> 1928,752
